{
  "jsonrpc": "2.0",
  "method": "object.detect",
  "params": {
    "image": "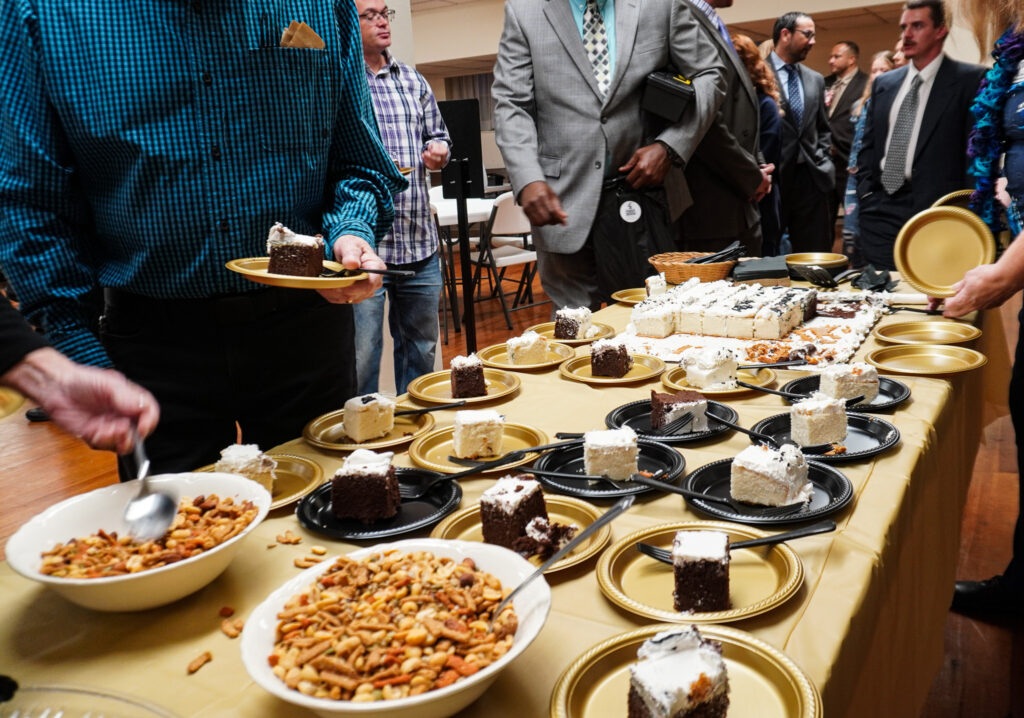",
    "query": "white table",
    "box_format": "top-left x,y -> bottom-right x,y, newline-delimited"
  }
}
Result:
430,197 -> 495,227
